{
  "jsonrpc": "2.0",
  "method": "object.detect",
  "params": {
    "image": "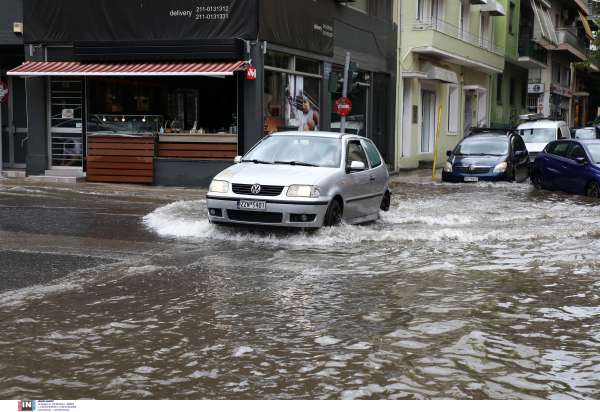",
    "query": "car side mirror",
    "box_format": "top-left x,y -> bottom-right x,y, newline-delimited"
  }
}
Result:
347,161 -> 366,173
446,150 -> 452,156
234,156 -> 242,164
575,157 -> 588,165
514,151 -> 524,157
588,121 -> 593,126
